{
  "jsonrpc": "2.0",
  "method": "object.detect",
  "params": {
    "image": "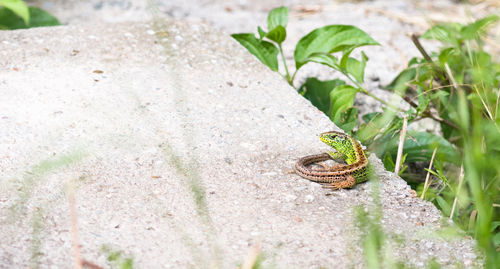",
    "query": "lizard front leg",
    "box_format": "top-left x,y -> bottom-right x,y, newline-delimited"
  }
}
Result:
326,151 -> 345,161
314,151 -> 346,170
